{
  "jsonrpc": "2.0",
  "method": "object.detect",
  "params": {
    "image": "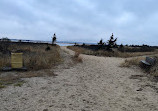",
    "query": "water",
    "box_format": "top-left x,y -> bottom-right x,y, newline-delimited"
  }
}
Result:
57,43 -> 74,46
10,39 -> 96,46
